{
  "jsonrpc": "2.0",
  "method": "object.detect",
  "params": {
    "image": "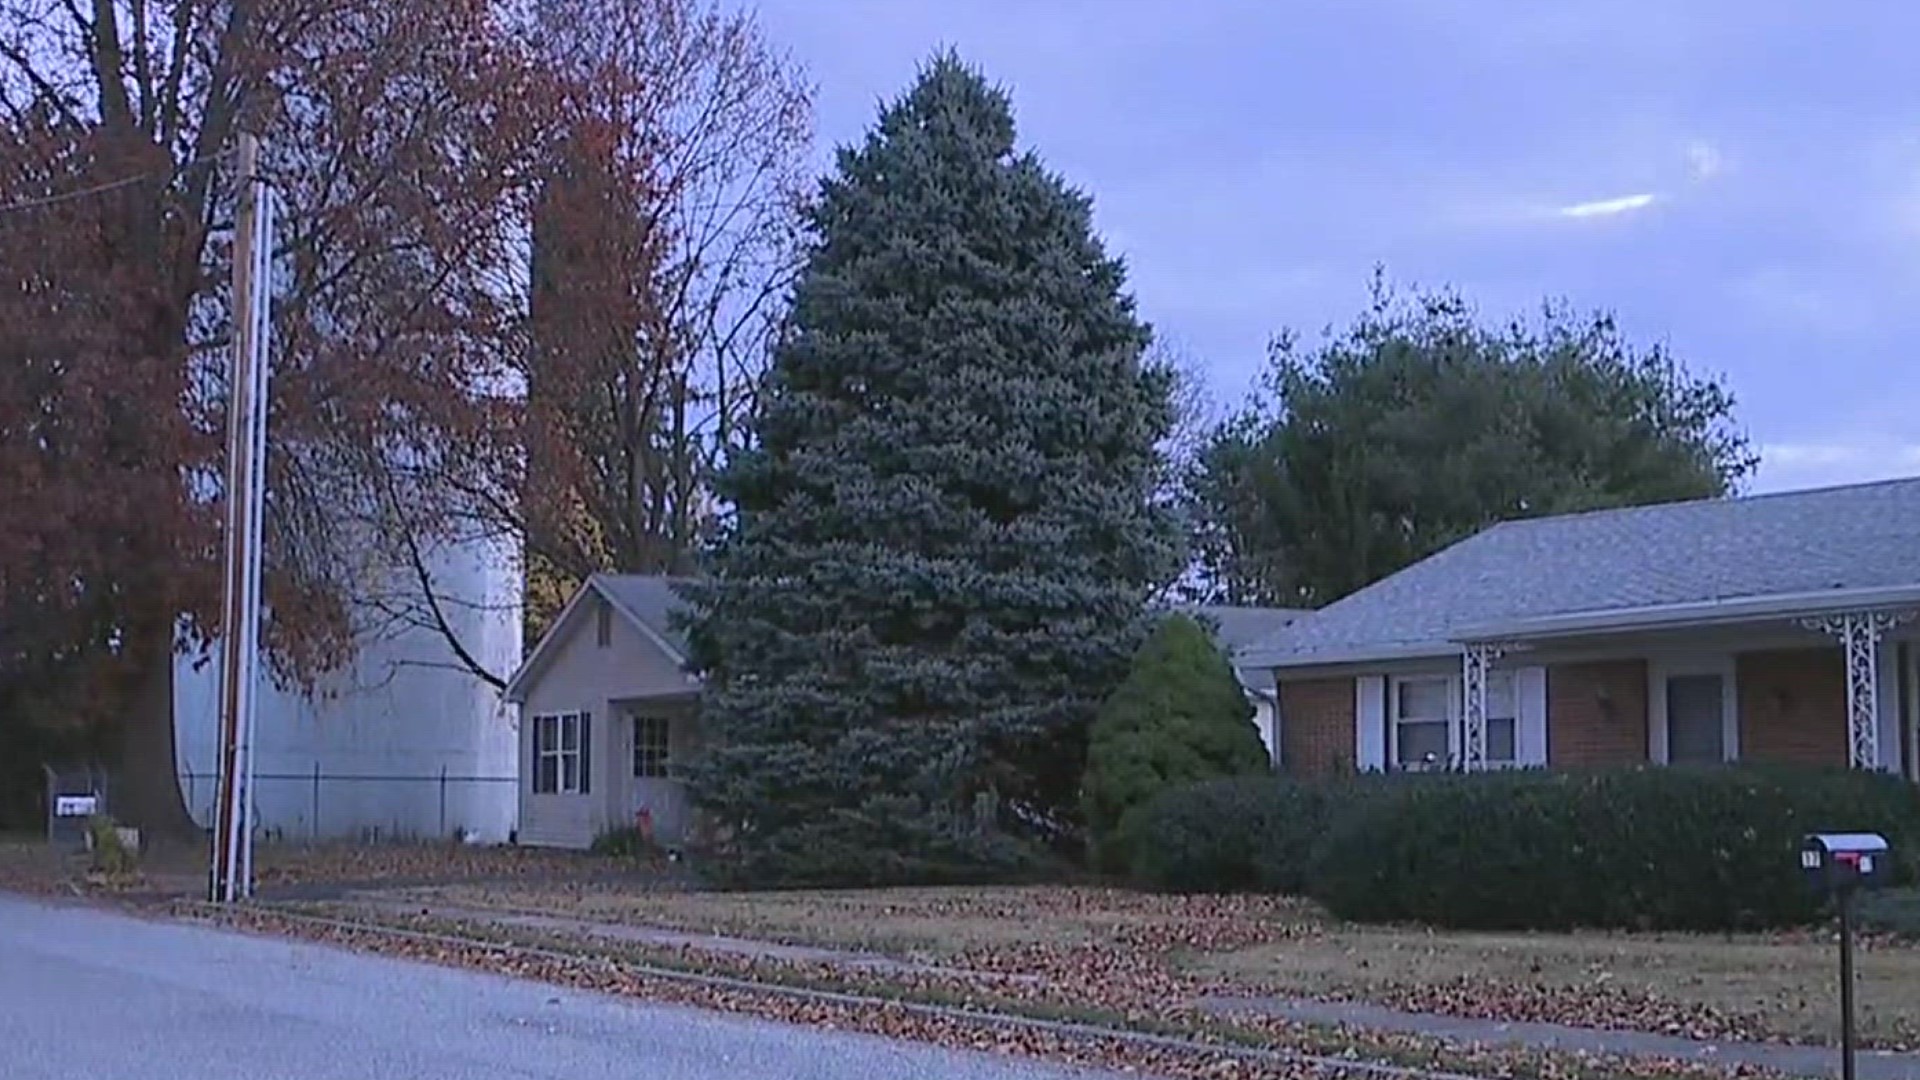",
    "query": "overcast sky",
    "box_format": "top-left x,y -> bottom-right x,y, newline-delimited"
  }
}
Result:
751,0 -> 1919,494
